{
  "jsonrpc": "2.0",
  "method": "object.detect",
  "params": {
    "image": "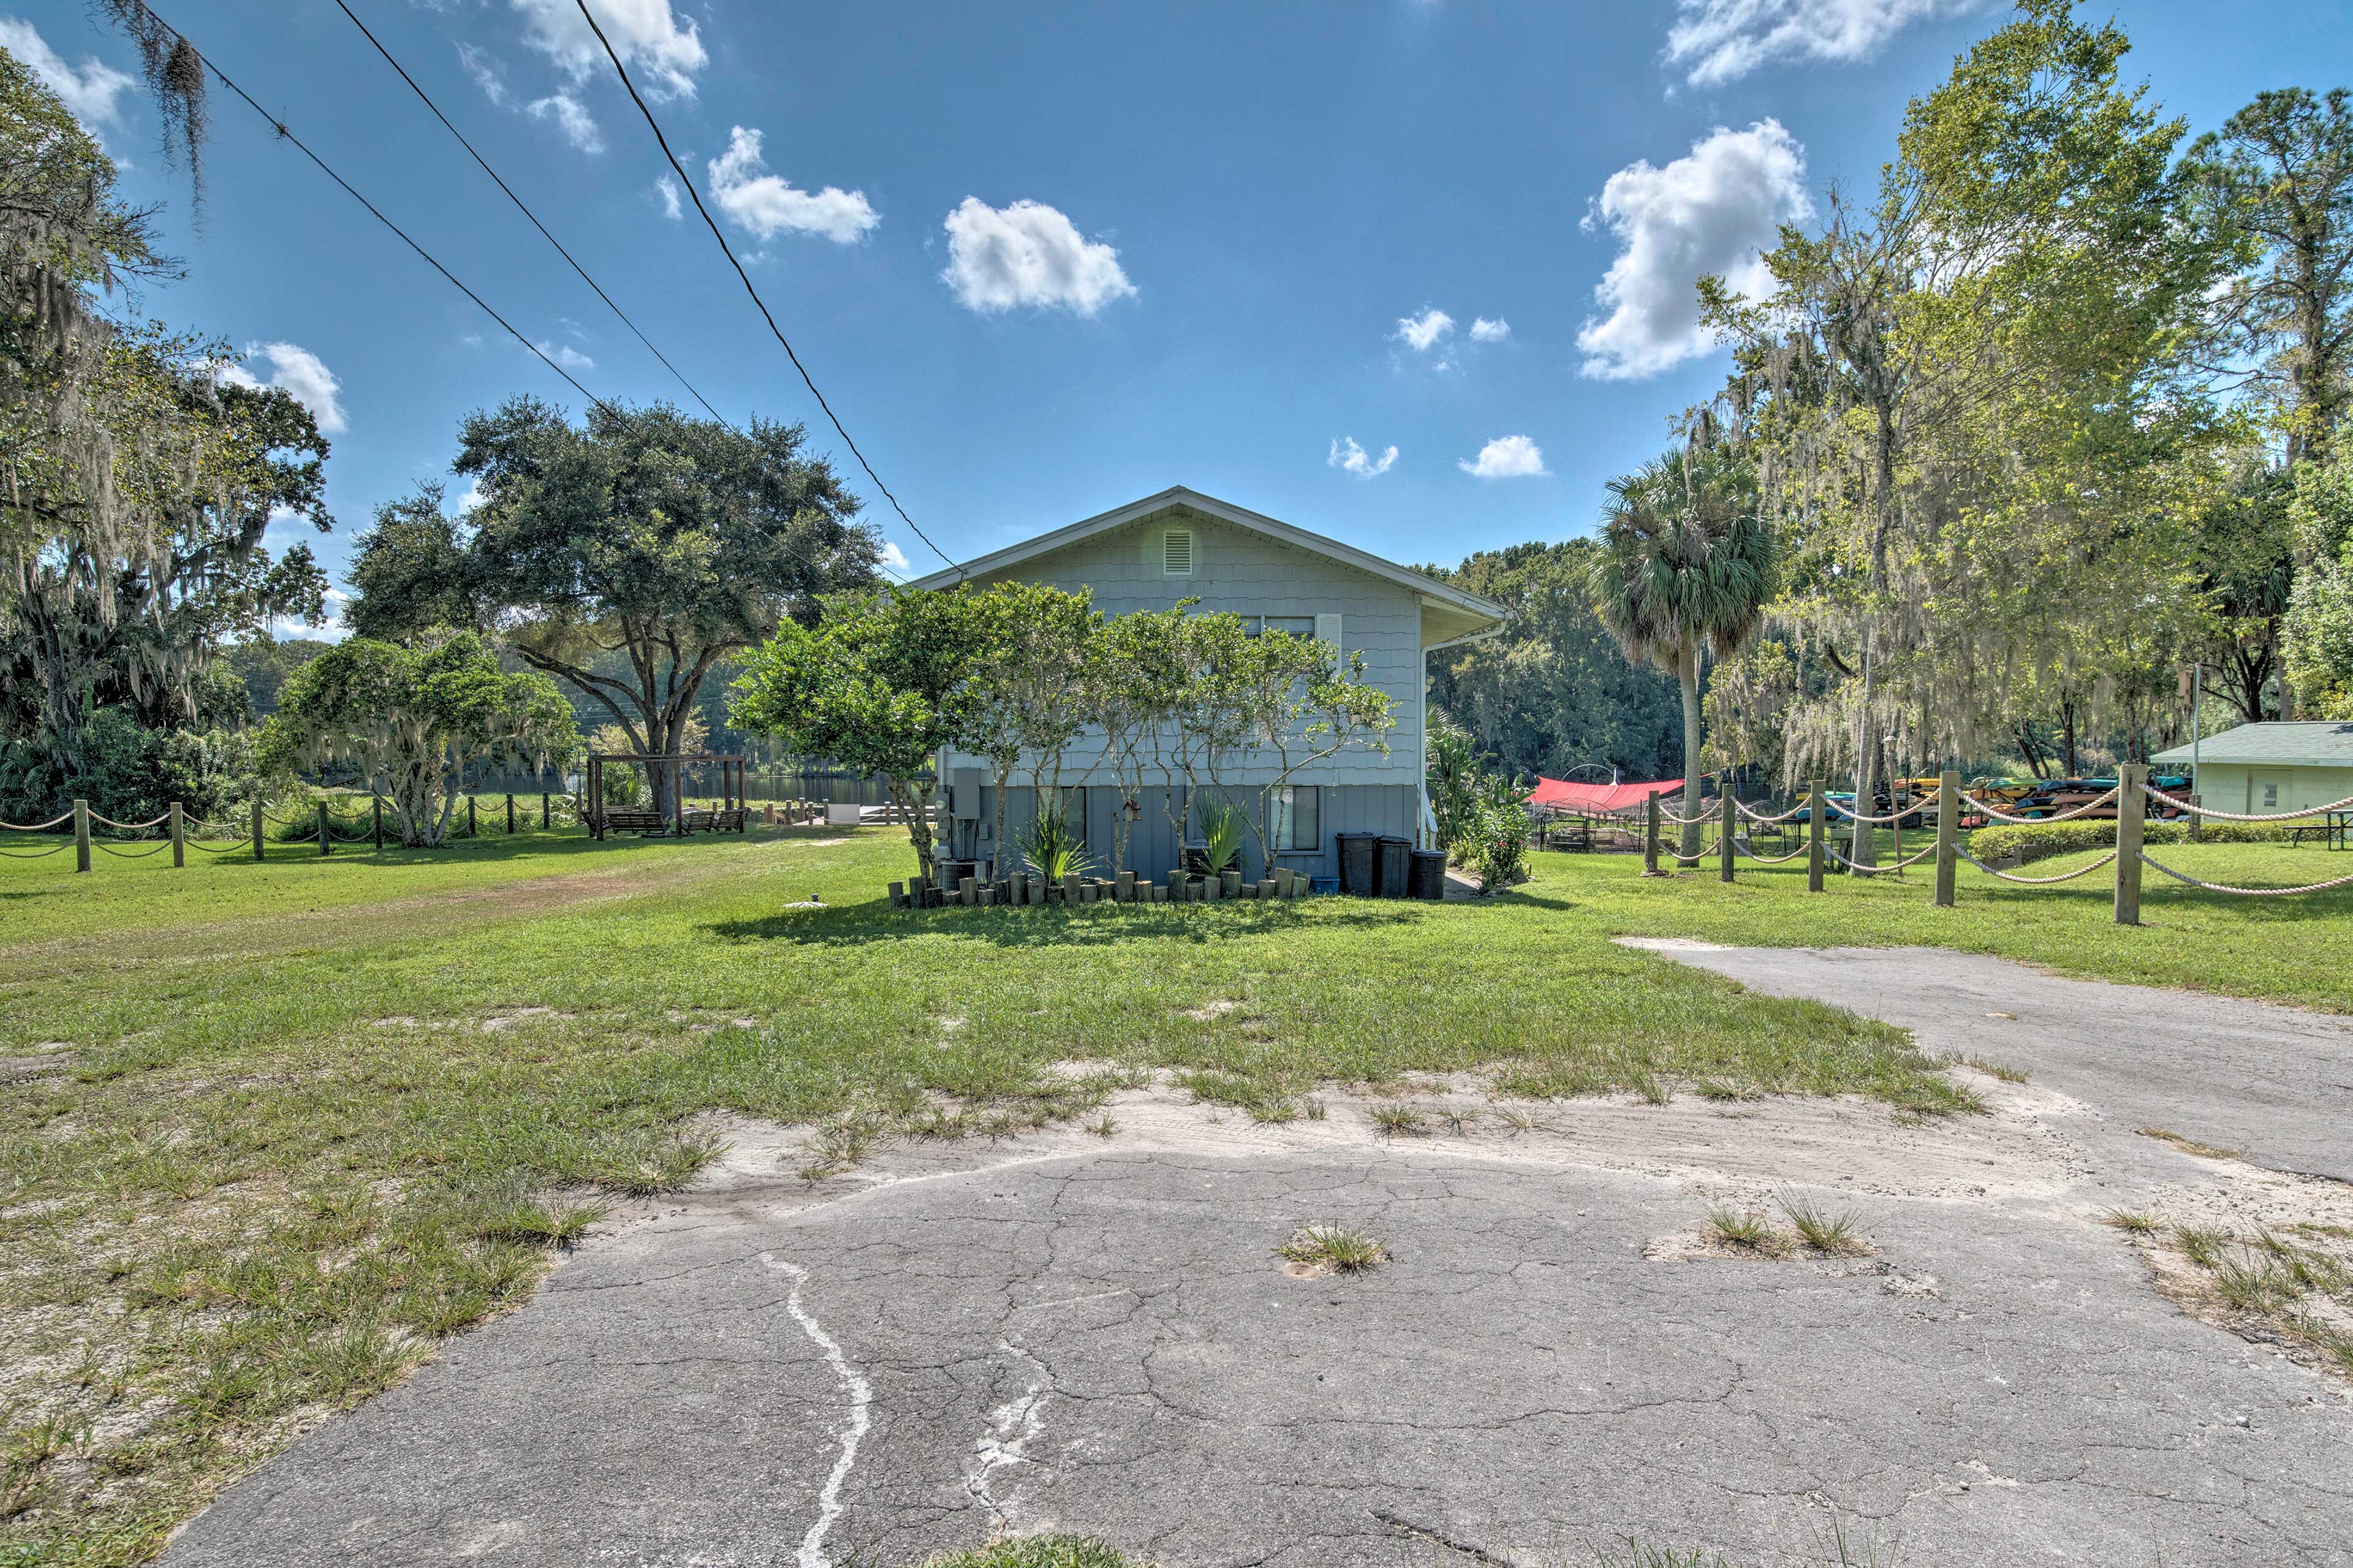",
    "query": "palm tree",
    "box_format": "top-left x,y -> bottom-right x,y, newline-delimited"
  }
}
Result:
1589,447 -> 1775,865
